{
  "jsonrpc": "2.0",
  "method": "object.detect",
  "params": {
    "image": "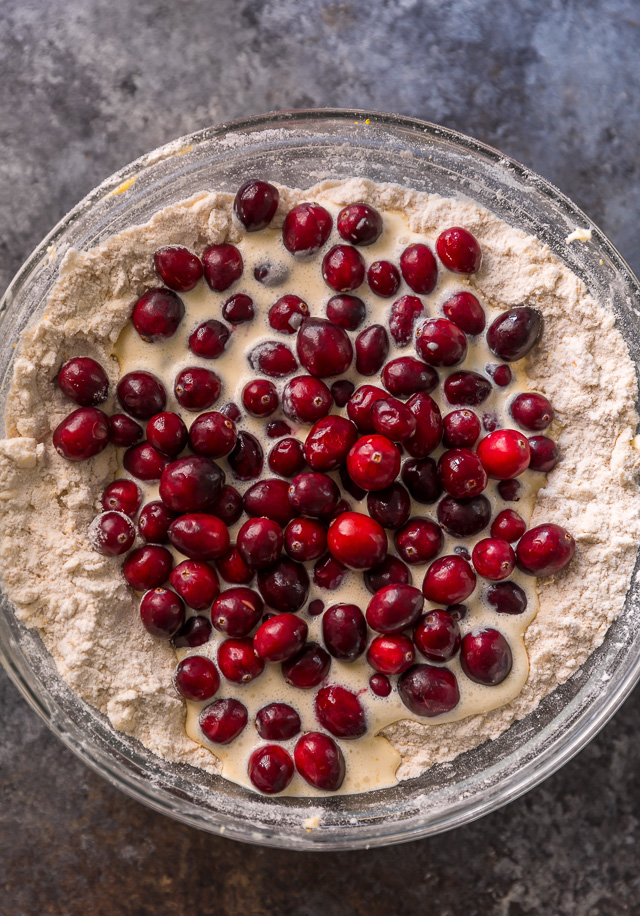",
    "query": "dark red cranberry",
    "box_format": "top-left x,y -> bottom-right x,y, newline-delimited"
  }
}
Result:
398,664 -> 460,716
146,412 -> 188,457
414,610 -> 461,663
416,318 -> 467,367
461,628 -> 512,685
382,357 -> 438,399
189,412 -> 237,460
400,243 -> 437,294
237,518 -> 283,571
436,227 -> 482,274
367,260 -> 400,298
395,518 -> 443,565
337,202 -> 383,245
132,289 -> 184,341
482,412 -> 500,433
57,357 -> 109,406
173,656 -> 220,701
437,494 -> 491,538
256,703 -> 301,741
228,432 -> 264,480
422,554 -> 476,604
355,324 -> 389,376
294,732 -> 345,790
491,509 -> 526,542
368,634 -> 414,675
138,501 -> 177,543
327,511 -> 387,571
117,371 -> 166,420
285,518 -> 327,562
234,179 -> 279,231
297,317 -> 353,378
308,598 -> 325,617
172,615 -> 213,648
221,402 -> 241,422
401,457 -> 442,504
477,429 -> 530,479
364,555 -> 412,593
216,546 -> 254,585
89,511 -> 135,556
249,341 -> 297,378
472,538 -> 516,580
511,393 -> 554,431
221,292 -> 254,324
199,698 -> 248,744
242,379 -> 278,418
140,588 -> 185,638
313,553 -> 348,590
154,246 -> 203,291
322,497 -> 352,524
282,642 -> 331,688
268,294 -> 309,334
102,479 -> 141,517
123,545 -> 173,590
108,414 -> 143,447
366,584 -> 424,634
282,202 -> 332,255
486,581 -> 528,615
447,602 -> 469,620
528,435 -> 559,472
326,294 -> 366,330
243,478 -> 293,527
367,482 -> 411,529
338,464 -> 367,501
371,398 -> 417,442
268,438 -> 306,478
267,420 -> 292,438
289,471 -> 340,518
346,384 -> 388,432
370,674 -> 392,697
404,393 -> 443,458
322,244 -> 365,292
486,307 -> 542,362
188,319 -> 230,358
486,363 -> 513,387
159,455 -> 224,513
347,434 -> 401,491
174,367 -> 221,411
442,291 -> 485,334
170,560 -> 219,610
168,513 -> 230,561
202,243 -> 243,291
444,371 -> 491,407
123,442 -> 169,480
254,261 -> 288,286
218,637 -> 264,683
443,409 -> 481,448
254,613 -> 308,663
283,376 -> 332,424
498,479 -> 521,501
315,684 -> 366,738
211,587 -> 263,636
248,745 -> 294,795
516,523 -> 575,576
389,295 -> 424,346
439,447 -> 488,498
257,557 -> 310,613
53,407 -> 110,461
330,380 -> 355,410
322,604 -> 367,661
